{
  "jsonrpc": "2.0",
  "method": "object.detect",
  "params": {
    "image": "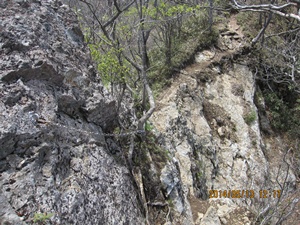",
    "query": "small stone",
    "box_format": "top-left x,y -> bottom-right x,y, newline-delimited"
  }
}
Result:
195,212 -> 204,224
220,217 -> 227,224
179,83 -> 188,92
217,127 -> 225,138
42,164 -> 52,178
200,206 -> 221,225
6,154 -> 23,169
